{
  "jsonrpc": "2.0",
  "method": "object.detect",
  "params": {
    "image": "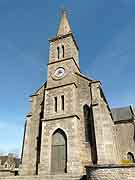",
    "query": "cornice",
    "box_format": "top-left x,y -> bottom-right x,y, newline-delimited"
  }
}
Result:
75,72 -> 93,82
42,114 -> 80,121
48,57 -> 80,72
45,82 -> 78,91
